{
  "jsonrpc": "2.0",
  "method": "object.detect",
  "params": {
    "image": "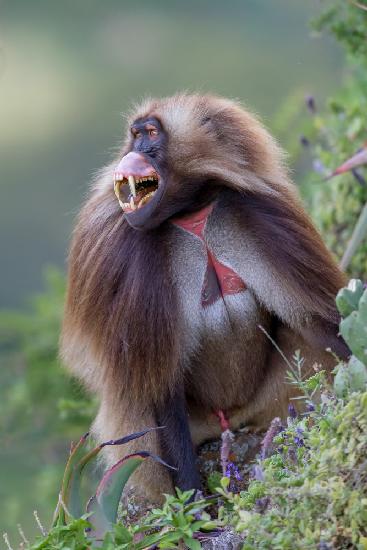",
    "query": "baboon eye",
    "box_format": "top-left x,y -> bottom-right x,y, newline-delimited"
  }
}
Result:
146,124 -> 159,137
131,127 -> 141,138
